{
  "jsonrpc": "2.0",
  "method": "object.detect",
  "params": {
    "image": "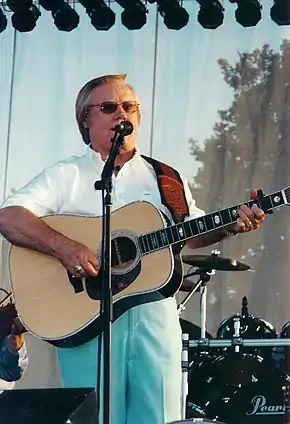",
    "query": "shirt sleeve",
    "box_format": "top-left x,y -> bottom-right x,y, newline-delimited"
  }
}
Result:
180,175 -> 205,220
0,165 -> 63,217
